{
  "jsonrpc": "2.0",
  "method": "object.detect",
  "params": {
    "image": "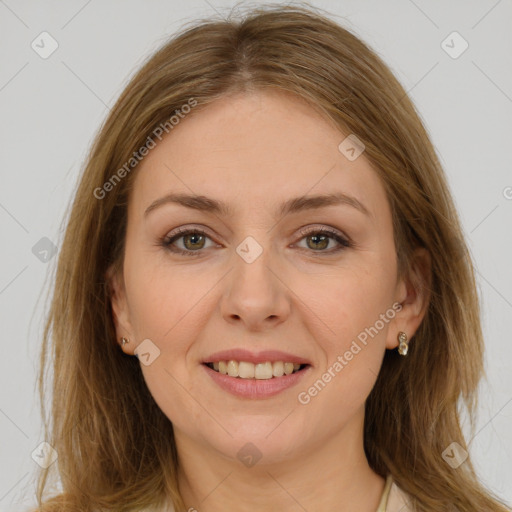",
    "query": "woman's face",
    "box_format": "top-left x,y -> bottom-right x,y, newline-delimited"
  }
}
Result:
109,90 -> 424,465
